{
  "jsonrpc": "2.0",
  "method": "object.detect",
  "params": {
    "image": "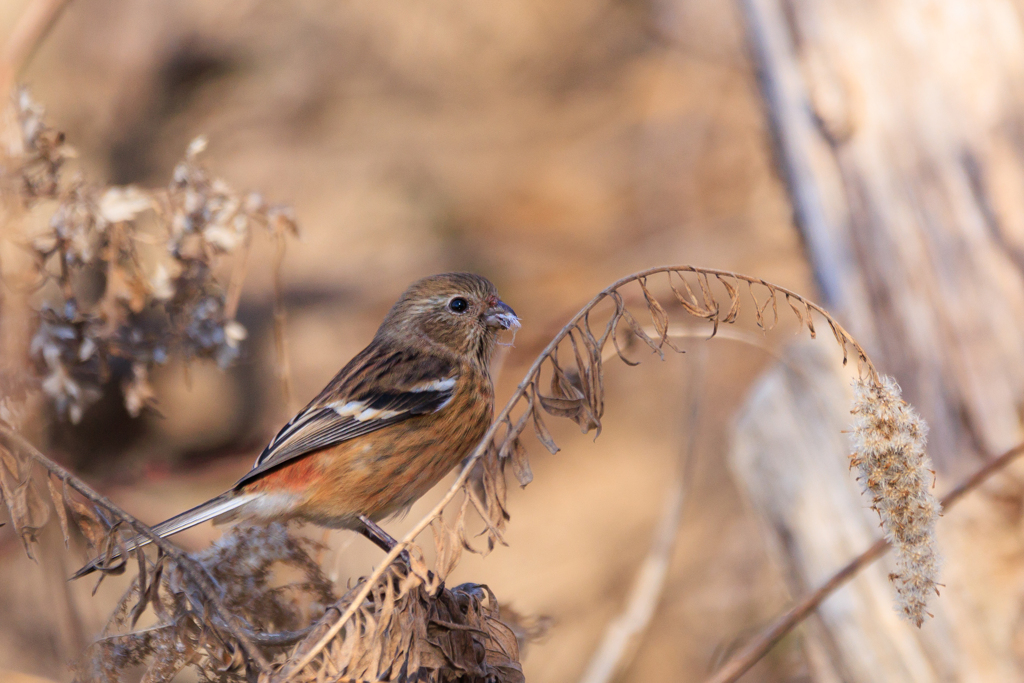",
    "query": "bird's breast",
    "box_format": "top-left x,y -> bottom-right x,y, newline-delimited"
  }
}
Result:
296,368 -> 494,524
